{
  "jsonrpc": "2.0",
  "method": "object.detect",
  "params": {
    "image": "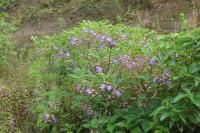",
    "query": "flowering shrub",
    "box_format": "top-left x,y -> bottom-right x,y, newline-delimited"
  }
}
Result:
30,21 -> 200,132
